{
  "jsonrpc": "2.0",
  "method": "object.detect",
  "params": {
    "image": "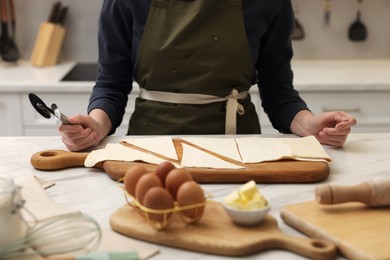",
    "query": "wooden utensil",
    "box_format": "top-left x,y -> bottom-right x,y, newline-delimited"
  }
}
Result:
30,138 -> 330,183
348,0 -> 367,41
0,0 -> 20,62
281,200 -> 390,259
7,0 -> 15,39
110,201 -> 336,259
315,179 -> 390,207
